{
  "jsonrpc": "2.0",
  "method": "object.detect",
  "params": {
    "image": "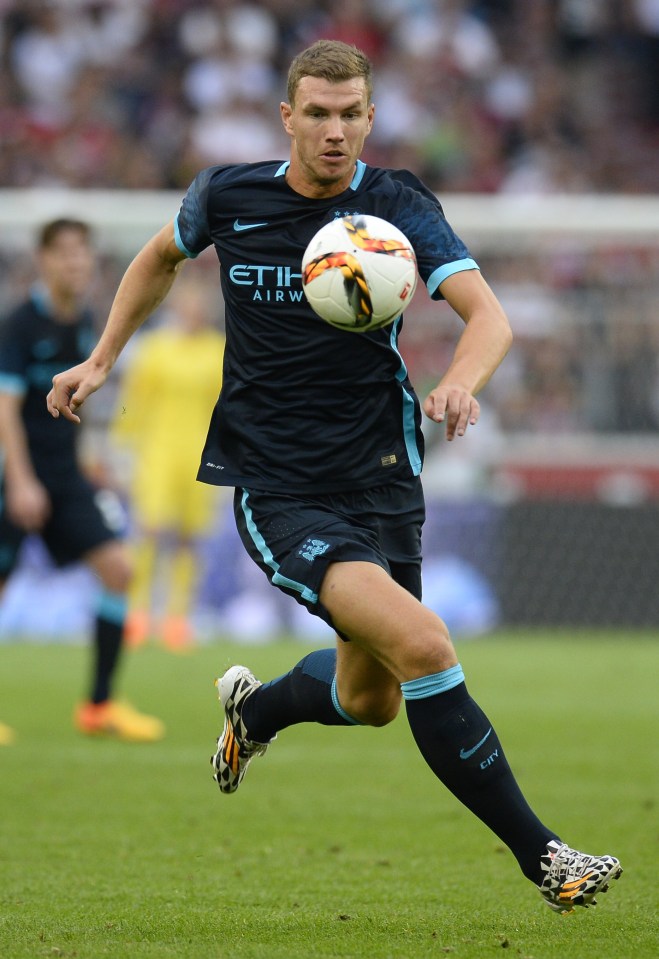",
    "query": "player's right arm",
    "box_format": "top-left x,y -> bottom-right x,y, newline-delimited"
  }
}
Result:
0,390 -> 51,530
47,221 -> 187,423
